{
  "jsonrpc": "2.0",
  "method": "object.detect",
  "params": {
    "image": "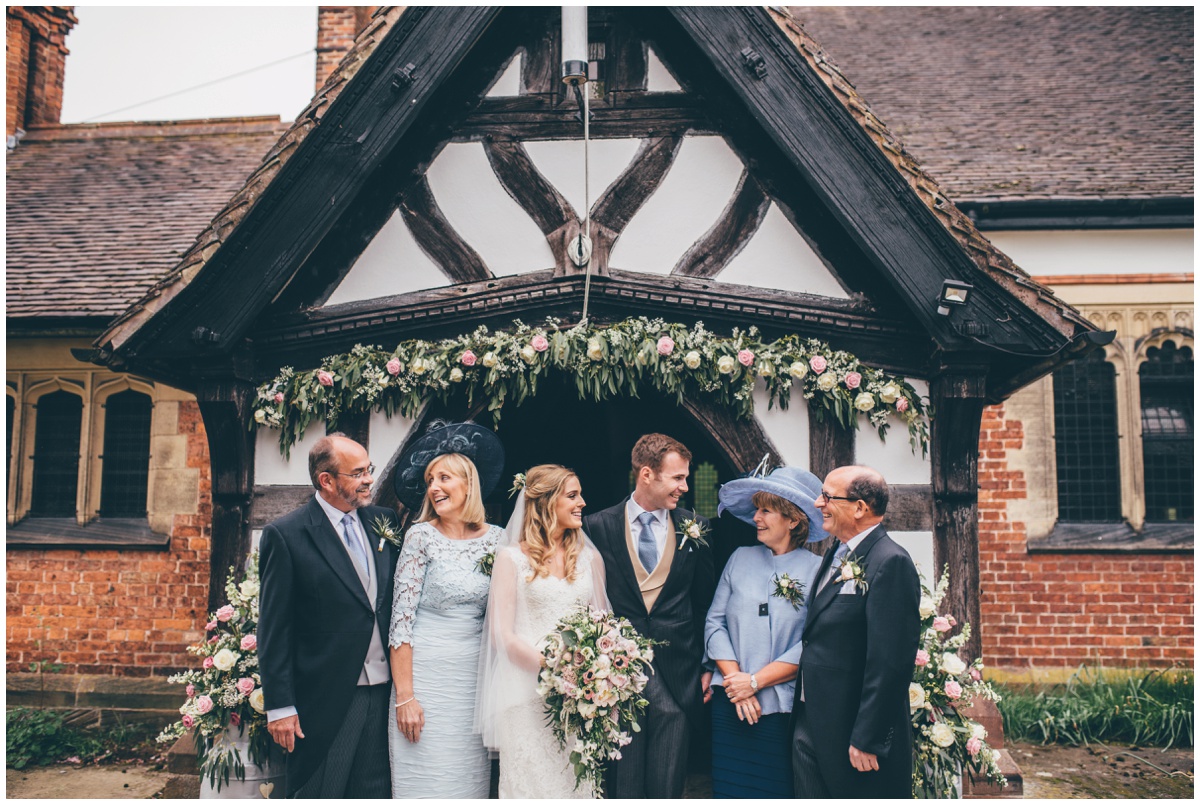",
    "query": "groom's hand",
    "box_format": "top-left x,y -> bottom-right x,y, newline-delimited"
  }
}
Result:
701,671 -> 713,704
849,744 -> 879,772
268,715 -> 305,753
